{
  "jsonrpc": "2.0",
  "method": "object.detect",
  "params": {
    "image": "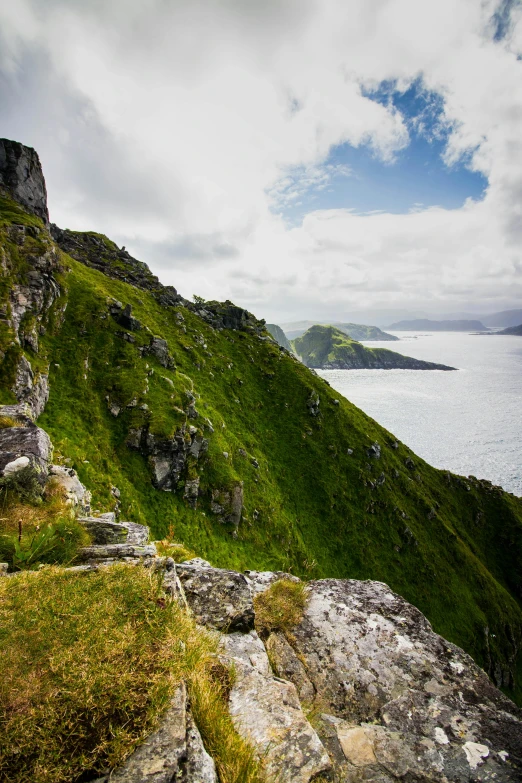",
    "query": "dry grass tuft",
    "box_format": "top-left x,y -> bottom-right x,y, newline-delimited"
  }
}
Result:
0,415 -> 24,429
254,579 -> 309,638
154,538 -> 198,563
0,564 -> 265,783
